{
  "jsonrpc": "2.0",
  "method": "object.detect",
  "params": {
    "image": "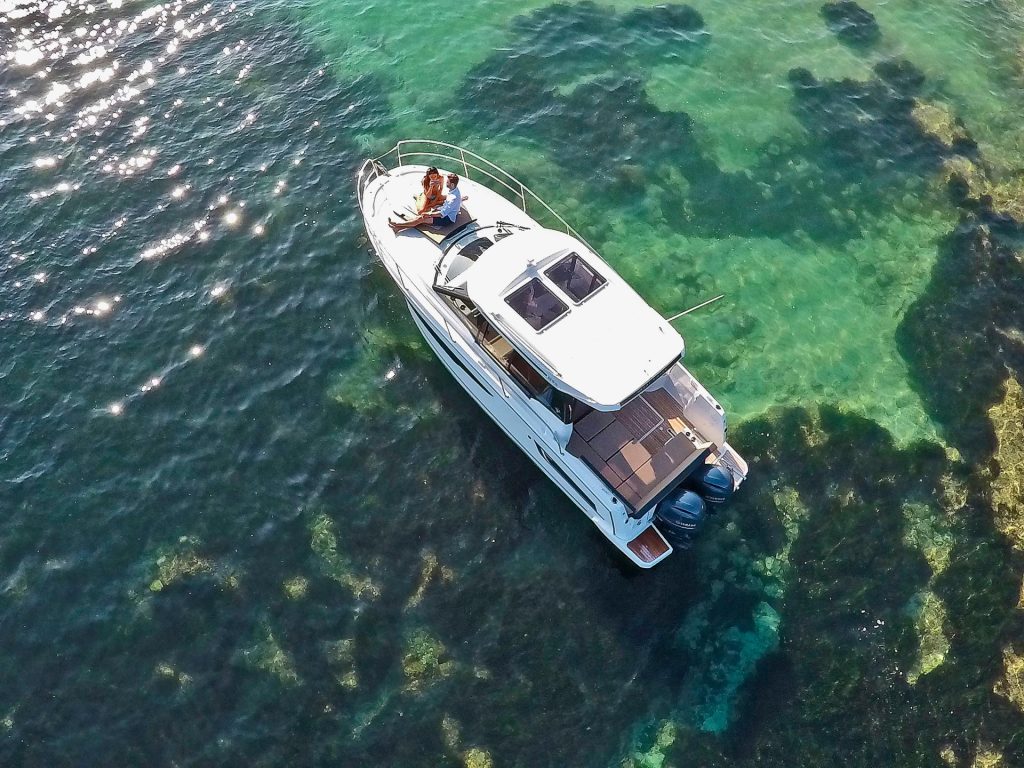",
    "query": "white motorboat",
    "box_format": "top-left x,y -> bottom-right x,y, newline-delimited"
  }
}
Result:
356,140 -> 748,568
